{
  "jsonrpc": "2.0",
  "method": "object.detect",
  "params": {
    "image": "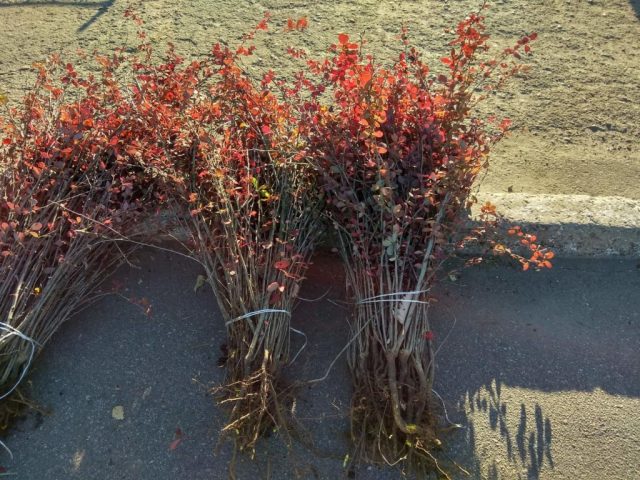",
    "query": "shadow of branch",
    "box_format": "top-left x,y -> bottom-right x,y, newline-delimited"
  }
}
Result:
0,0 -> 115,32
441,380 -> 554,480
77,0 -> 113,32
